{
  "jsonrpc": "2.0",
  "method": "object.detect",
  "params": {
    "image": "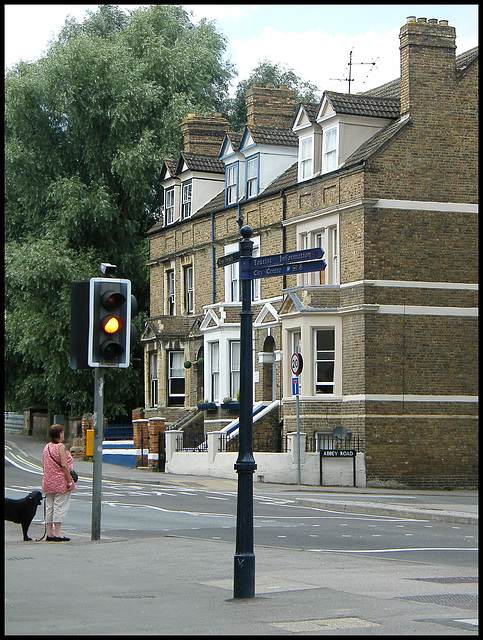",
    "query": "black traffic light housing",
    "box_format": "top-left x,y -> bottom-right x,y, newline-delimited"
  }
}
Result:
70,281 -> 90,370
88,278 -> 132,368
